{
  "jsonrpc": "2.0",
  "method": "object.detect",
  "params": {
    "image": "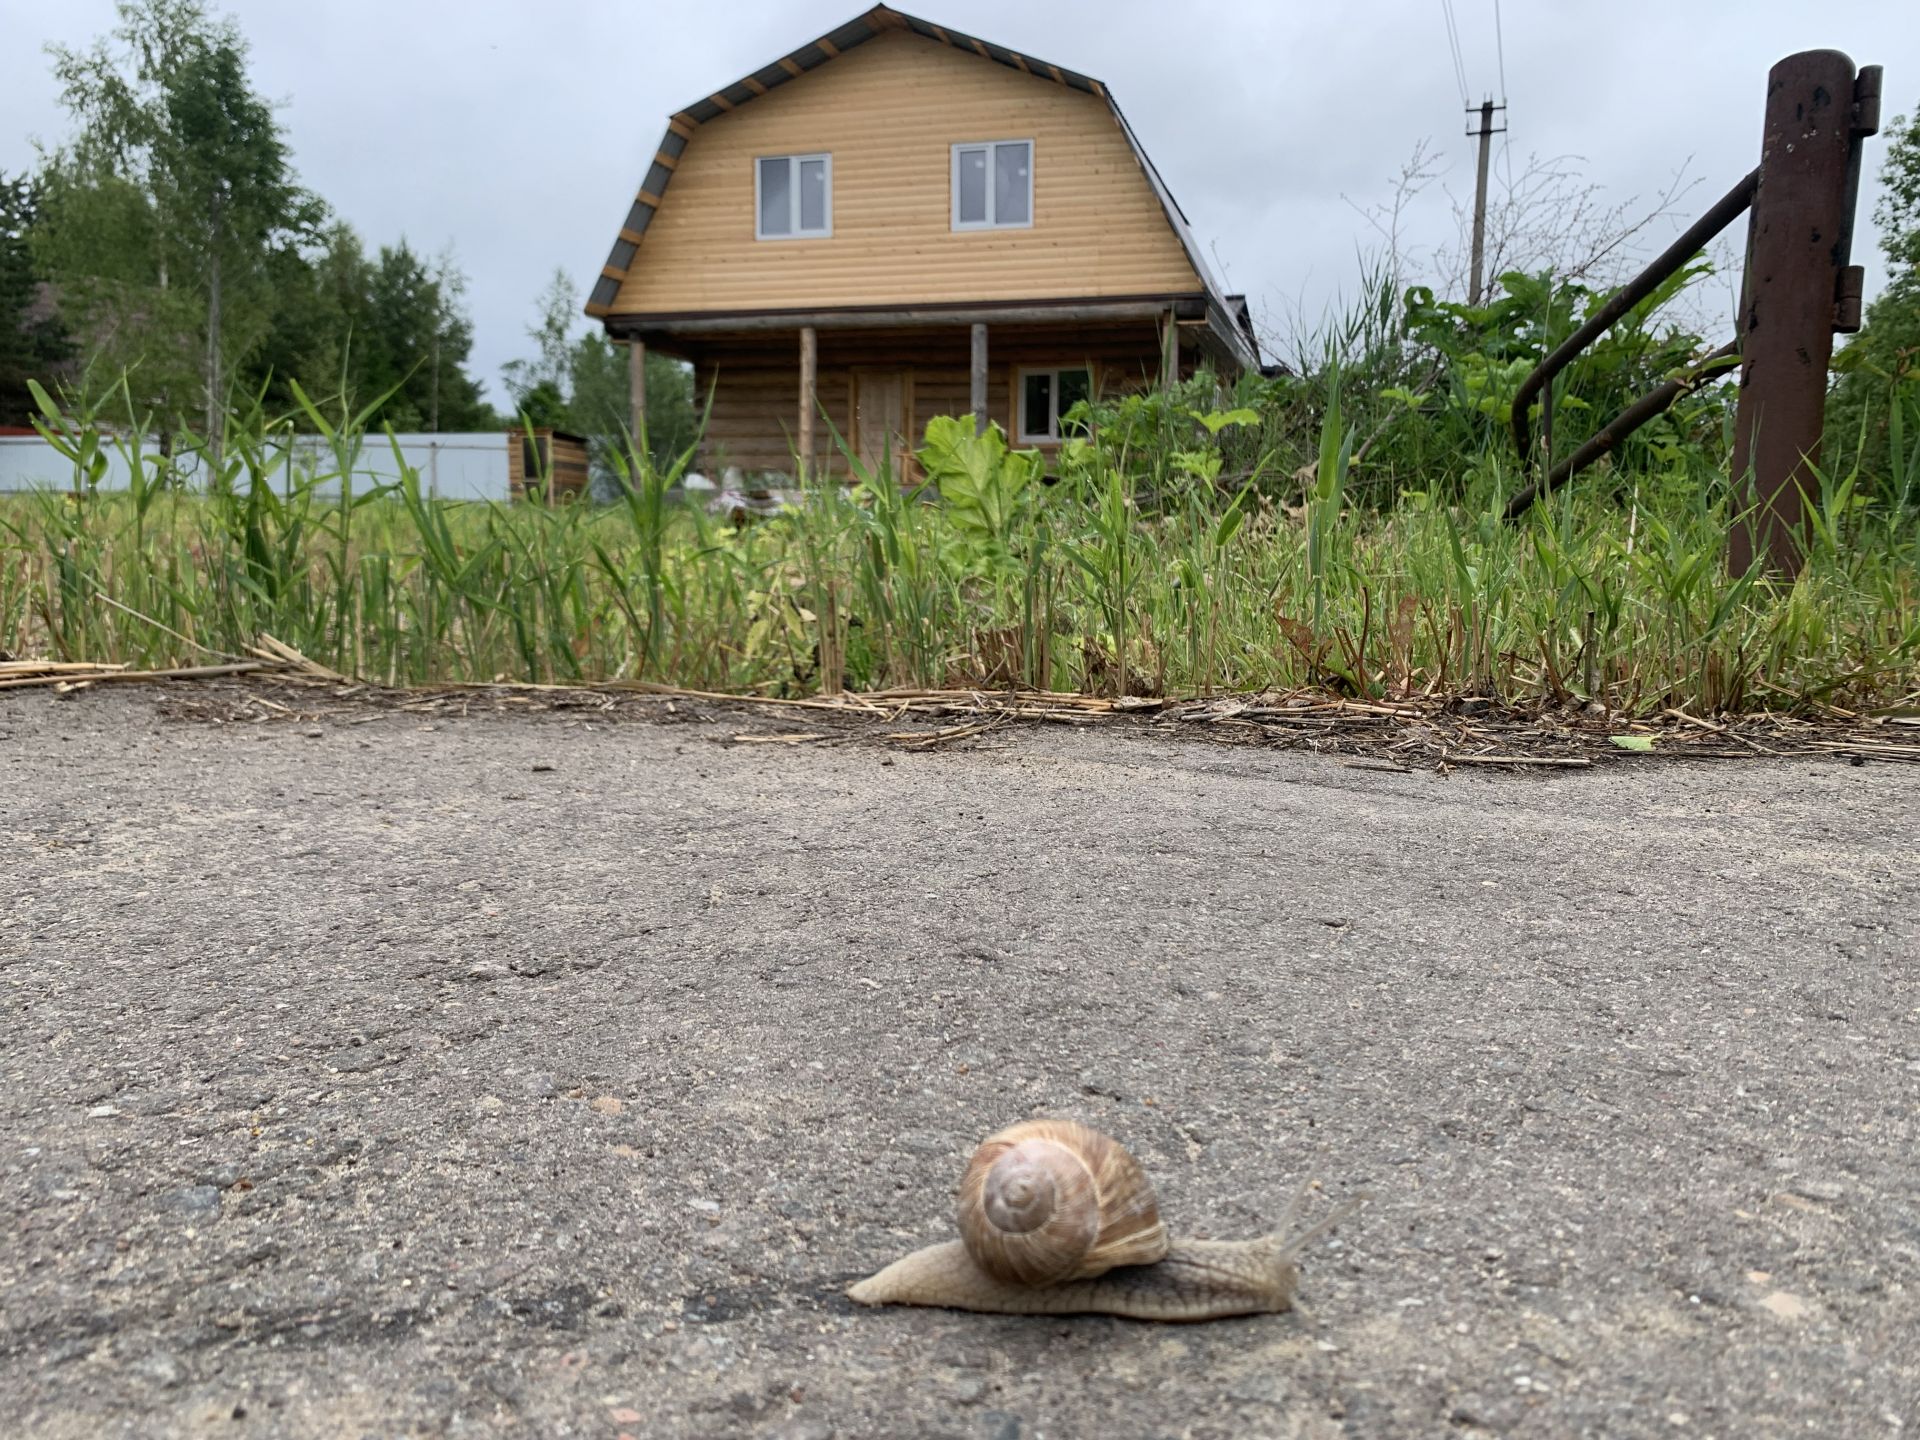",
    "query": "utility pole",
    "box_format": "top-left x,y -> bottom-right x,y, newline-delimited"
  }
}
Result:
1467,99 -> 1507,305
